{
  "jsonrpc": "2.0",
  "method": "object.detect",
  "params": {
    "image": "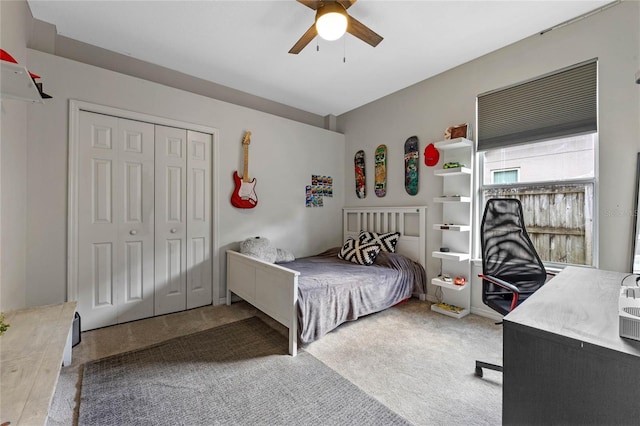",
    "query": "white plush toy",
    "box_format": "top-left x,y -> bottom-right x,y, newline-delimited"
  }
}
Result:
240,236 -> 295,264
